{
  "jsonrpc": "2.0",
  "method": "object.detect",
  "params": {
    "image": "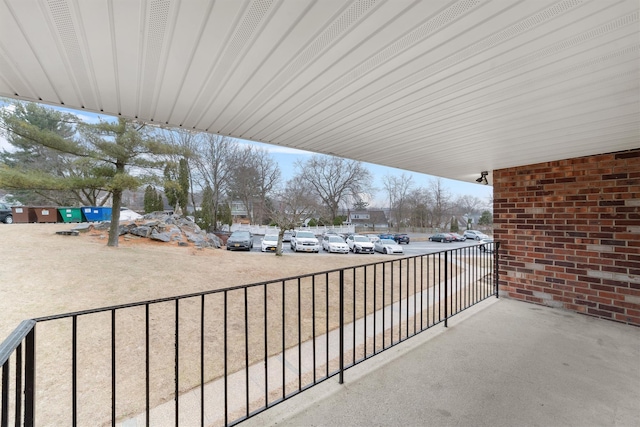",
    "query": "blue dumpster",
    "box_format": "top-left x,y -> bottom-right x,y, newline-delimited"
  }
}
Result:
82,206 -> 112,222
